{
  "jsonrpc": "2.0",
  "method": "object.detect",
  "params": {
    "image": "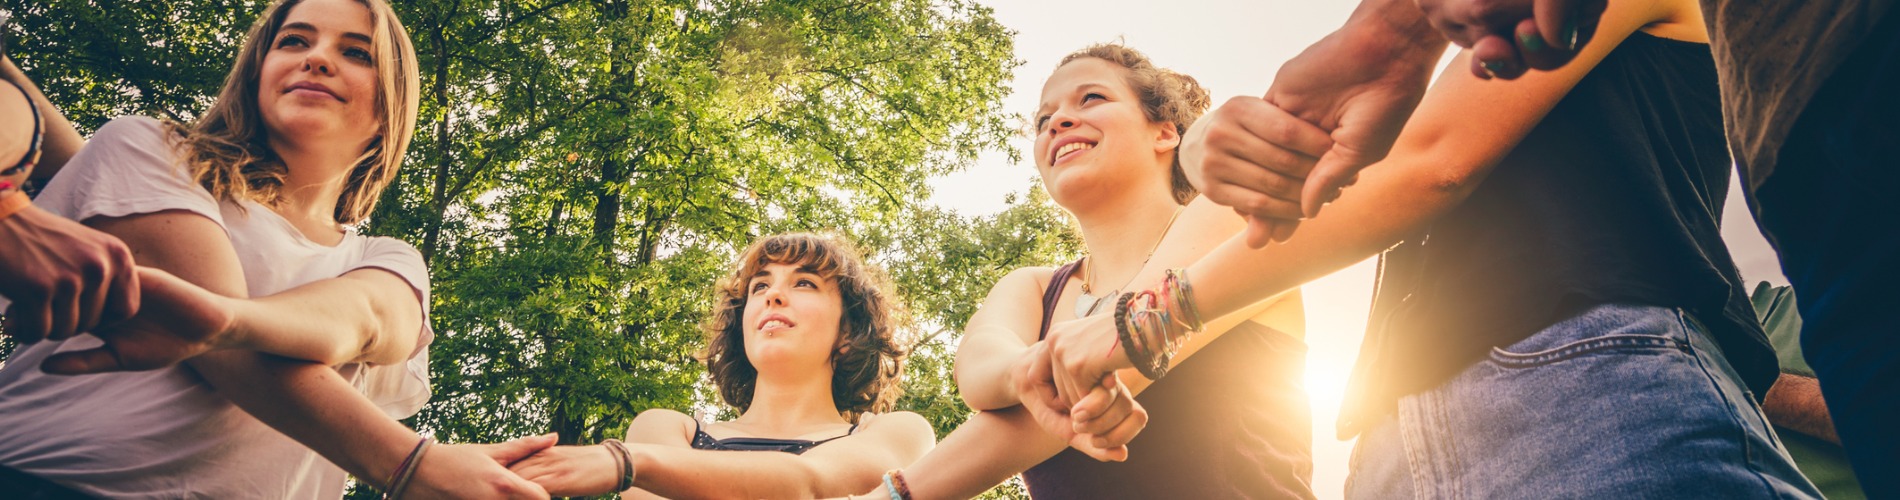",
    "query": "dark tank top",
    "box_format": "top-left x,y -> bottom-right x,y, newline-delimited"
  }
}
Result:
689,419 -> 857,455
1020,260 -> 1316,499
1341,32 -> 1777,434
